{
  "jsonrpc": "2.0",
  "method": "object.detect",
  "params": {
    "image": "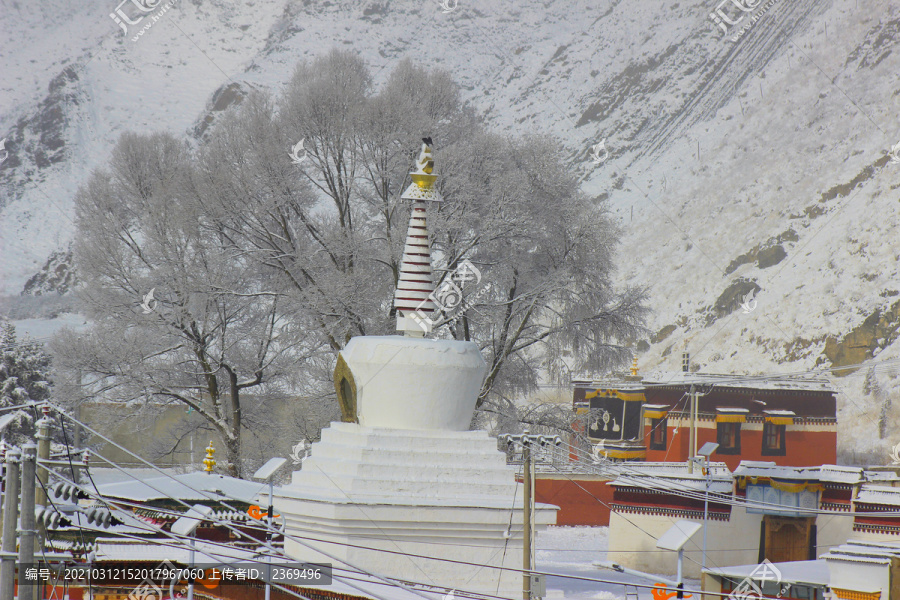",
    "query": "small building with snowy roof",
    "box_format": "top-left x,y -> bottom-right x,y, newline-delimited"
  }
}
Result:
820,540 -> 900,599
45,467 -> 283,555
608,461 -> 900,581
606,461 -> 754,579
